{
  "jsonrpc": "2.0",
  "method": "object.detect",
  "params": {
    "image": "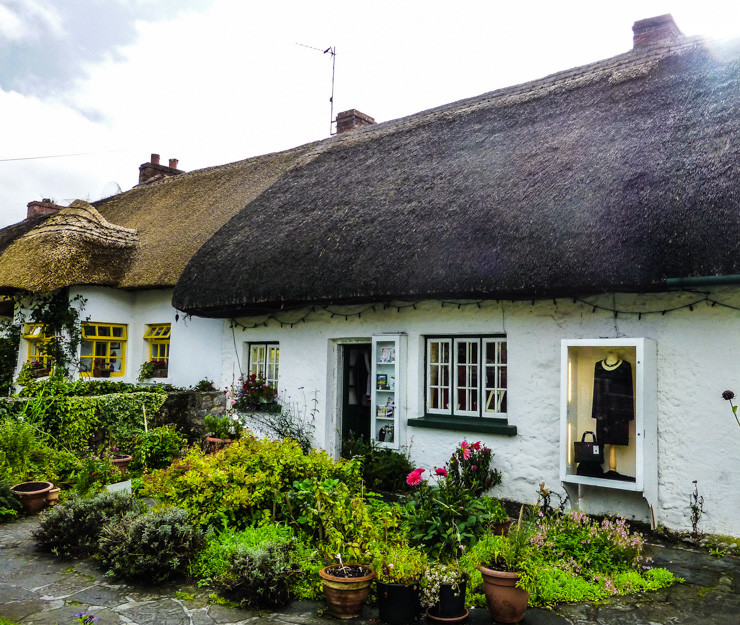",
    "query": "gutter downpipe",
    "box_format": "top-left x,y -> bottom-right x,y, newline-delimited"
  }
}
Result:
665,275 -> 740,289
